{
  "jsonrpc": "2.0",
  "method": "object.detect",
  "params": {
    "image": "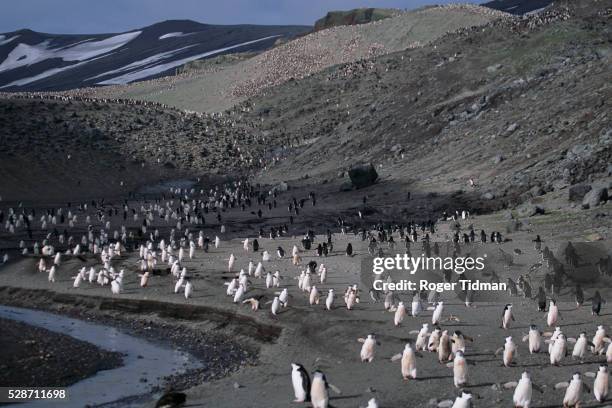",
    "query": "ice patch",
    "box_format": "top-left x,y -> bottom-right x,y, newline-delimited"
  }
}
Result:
159,32 -> 183,39
98,35 -> 280,85
526,7 -> 548,15
0,31 -> 141,74
0,54 -> 111,88
86,45 -> 196,81
0,35 -> 20,46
